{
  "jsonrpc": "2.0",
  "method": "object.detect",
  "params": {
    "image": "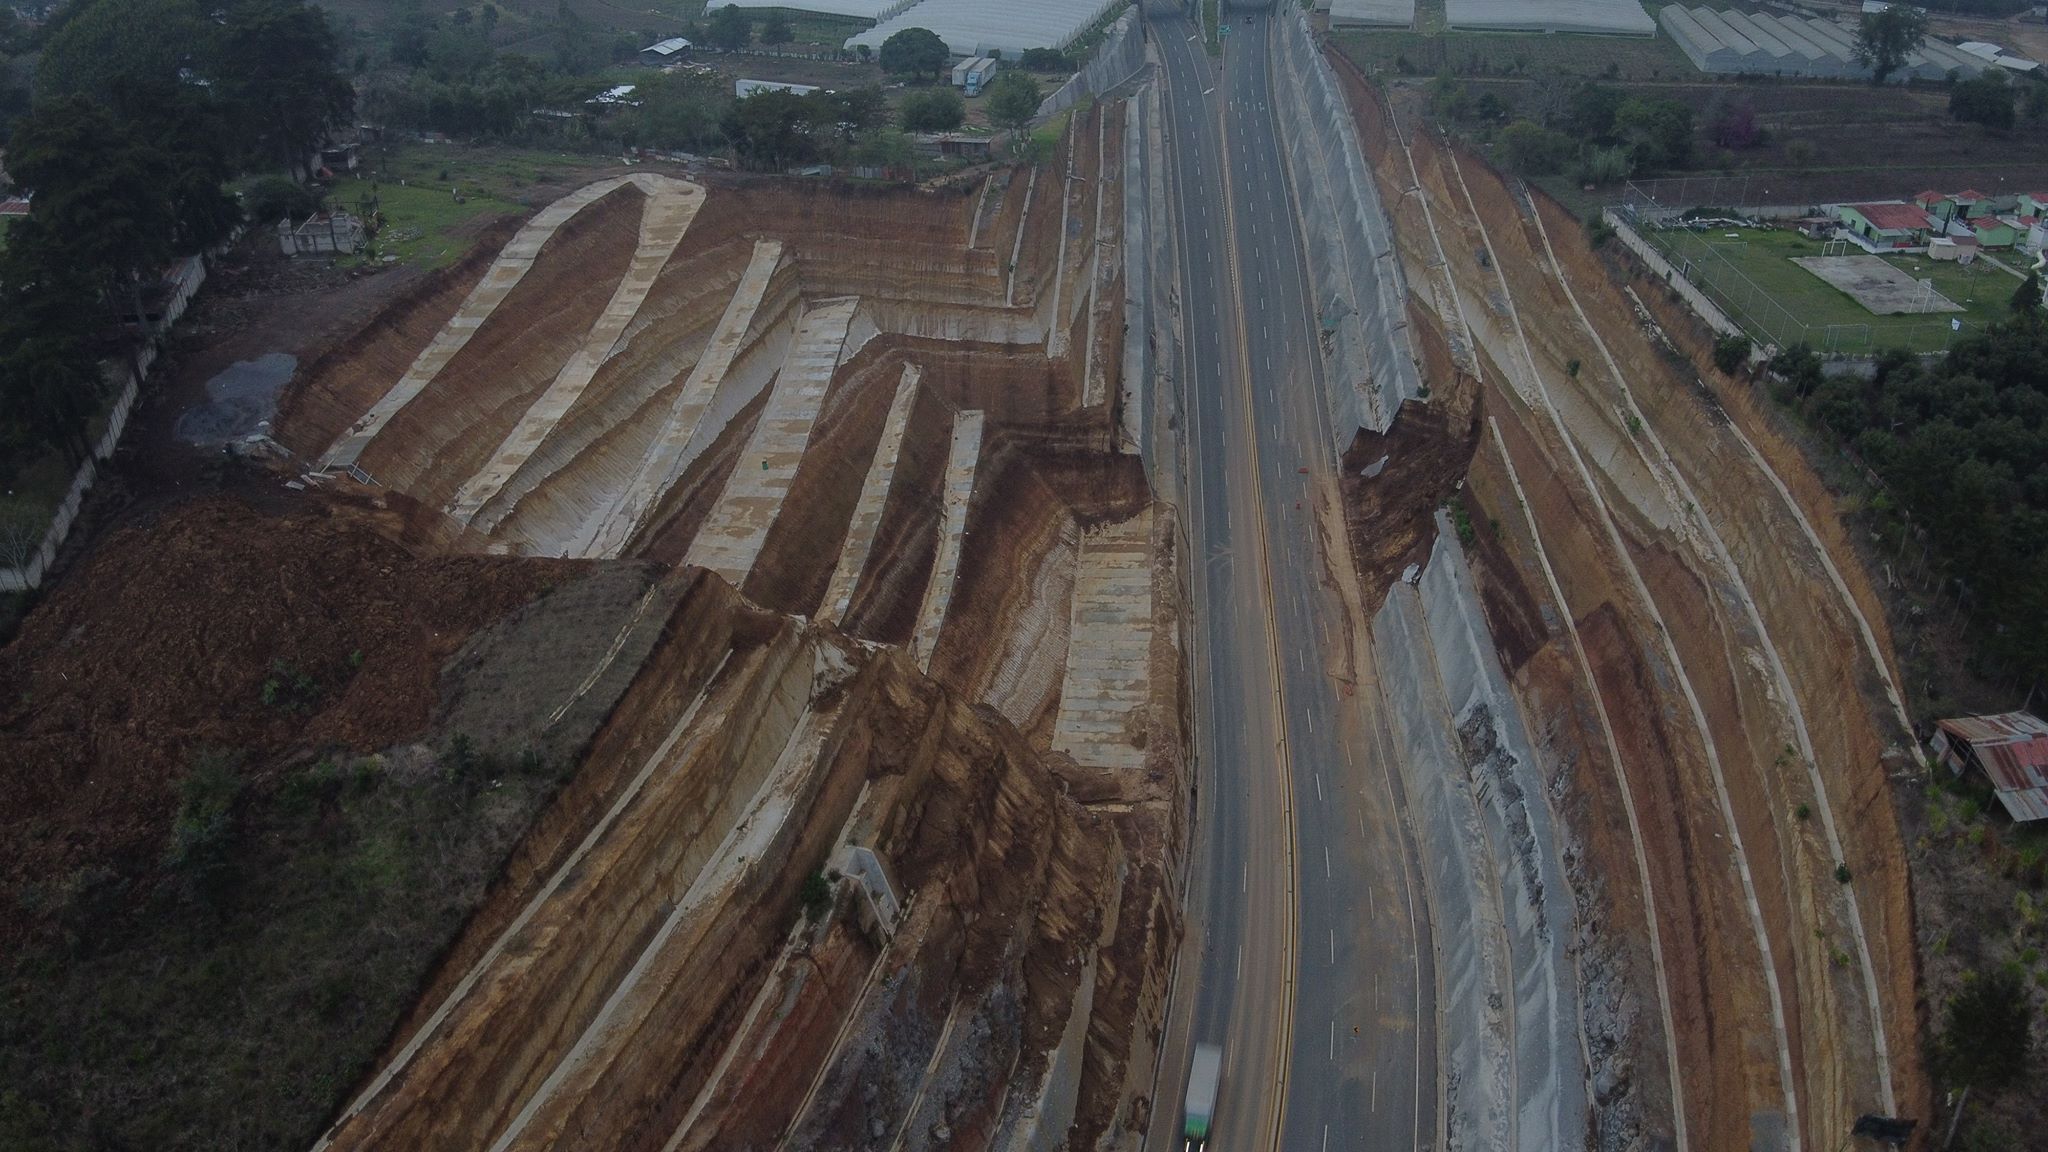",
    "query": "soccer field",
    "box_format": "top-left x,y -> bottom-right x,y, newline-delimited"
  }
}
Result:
1640,225 -> 2017,355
